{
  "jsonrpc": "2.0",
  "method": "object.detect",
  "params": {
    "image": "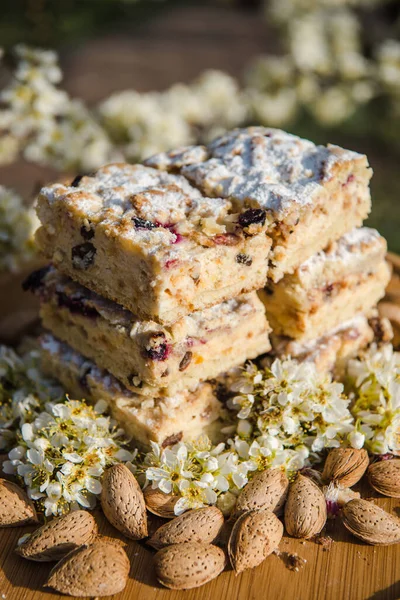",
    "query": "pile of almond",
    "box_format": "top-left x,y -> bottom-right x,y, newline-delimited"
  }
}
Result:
1,454 -> 400,596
